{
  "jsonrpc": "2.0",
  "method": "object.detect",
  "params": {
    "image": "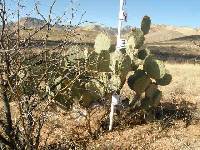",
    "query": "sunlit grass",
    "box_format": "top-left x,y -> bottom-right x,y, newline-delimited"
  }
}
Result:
160,63 -> 200,103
